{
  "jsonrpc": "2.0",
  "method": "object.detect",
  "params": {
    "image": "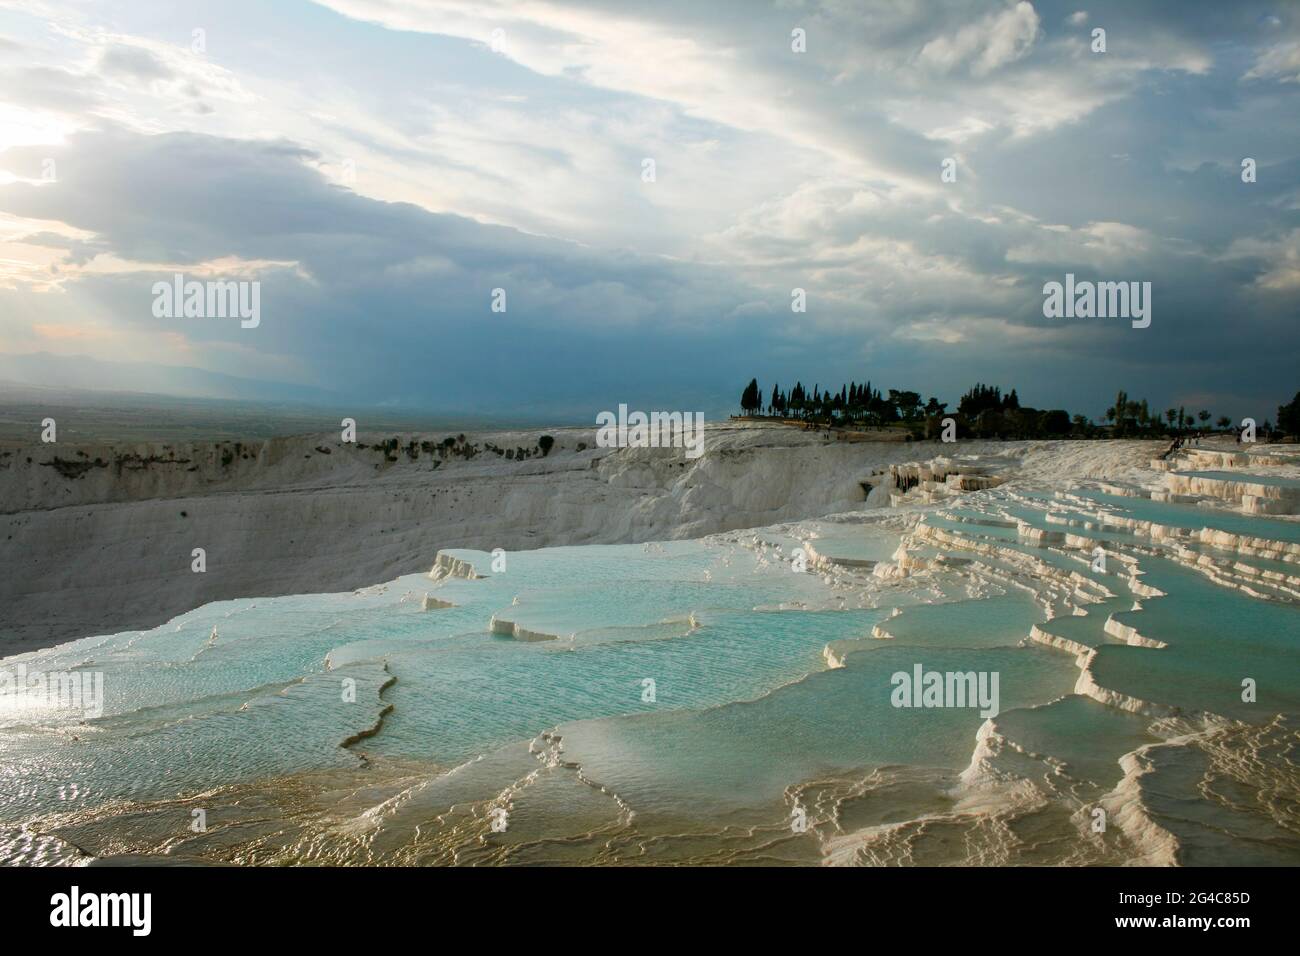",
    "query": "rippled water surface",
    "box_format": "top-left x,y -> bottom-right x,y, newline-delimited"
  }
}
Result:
2,480 -> 1297,866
